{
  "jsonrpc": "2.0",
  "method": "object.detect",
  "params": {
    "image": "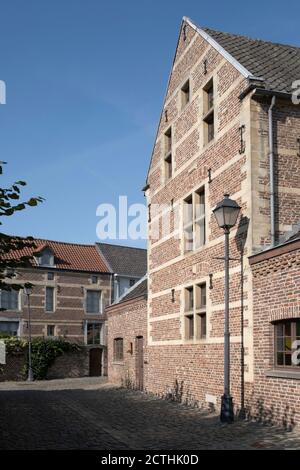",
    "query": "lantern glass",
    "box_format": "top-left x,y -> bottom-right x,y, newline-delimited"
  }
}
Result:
213,195 -> 241,229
